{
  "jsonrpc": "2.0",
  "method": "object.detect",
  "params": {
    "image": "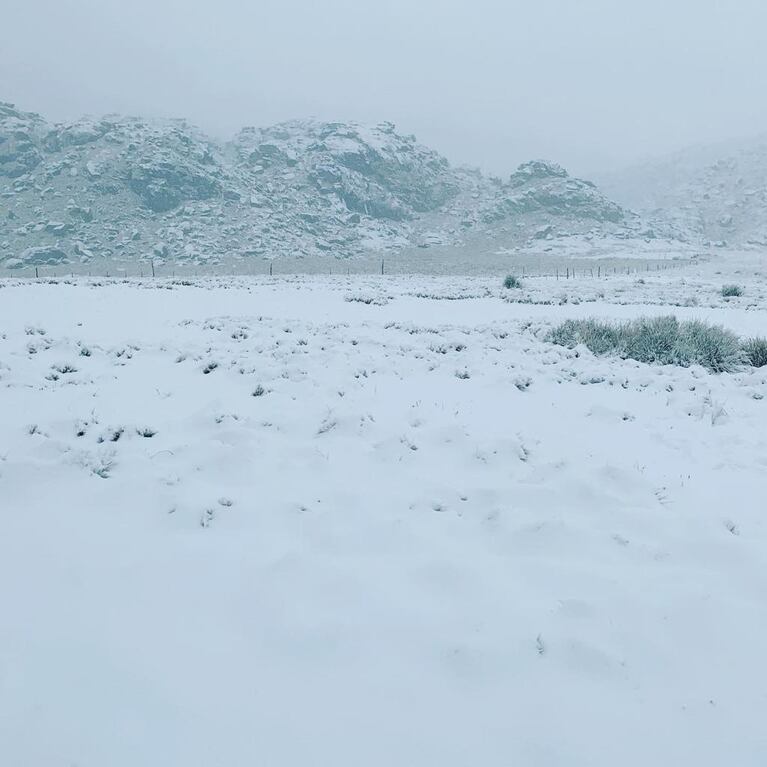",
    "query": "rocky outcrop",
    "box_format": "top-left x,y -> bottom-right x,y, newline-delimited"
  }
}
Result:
0,101 -> 648,268
19,245 -> 68,265
0,102 -> 47,178
478,160 -> 628,232
233,120 -> 460,221
504,160 -> 623,222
